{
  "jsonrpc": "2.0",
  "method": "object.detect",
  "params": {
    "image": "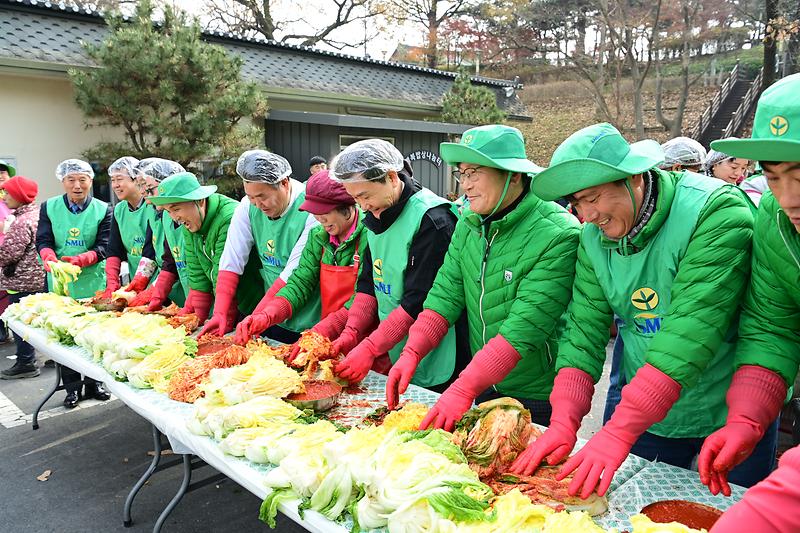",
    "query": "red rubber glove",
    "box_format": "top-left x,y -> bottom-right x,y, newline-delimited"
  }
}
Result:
198,270 -> 239,337
557,363 -> 681,499
62,250 -> 98,268
101,256 -> 122,298
386,309 -> 450,409
126,274 -> 150,293
335,306 -> 414,382
234,297 -> 292,345
183,289 -> 212,324
709,446 -> 800,533
698,365 -> 787,496
332,292 -> 378,357
147,271 -> 178,312
265,277 -> 286,299
39,248 -> 57,272
420,334 -> 521,432
510,368 -> 595,475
